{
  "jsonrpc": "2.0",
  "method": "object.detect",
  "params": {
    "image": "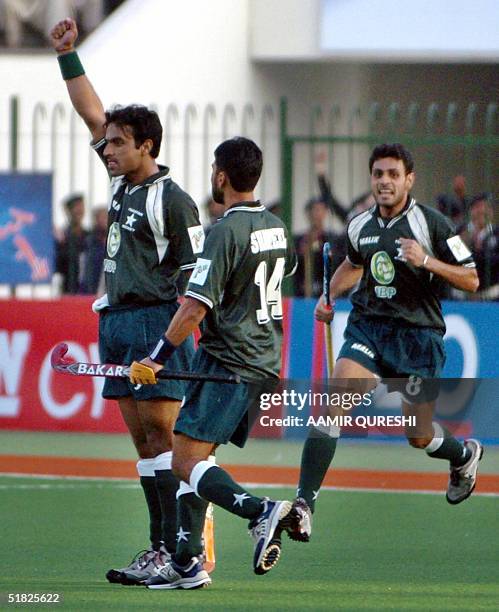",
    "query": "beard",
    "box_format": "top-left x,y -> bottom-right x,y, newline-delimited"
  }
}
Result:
211,184 -> 225,204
